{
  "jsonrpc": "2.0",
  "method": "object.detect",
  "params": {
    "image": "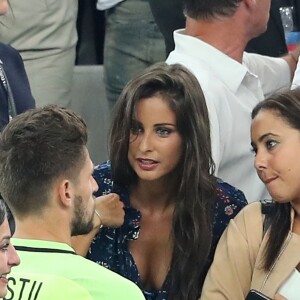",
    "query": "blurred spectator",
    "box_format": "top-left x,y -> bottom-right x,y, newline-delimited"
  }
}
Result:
0,1 -> 78,108
97,0 -> 165,110
0,0 -> 35,130
0,43 -> 35,130
76,0 -> 105,65
149,0 -> 184,55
